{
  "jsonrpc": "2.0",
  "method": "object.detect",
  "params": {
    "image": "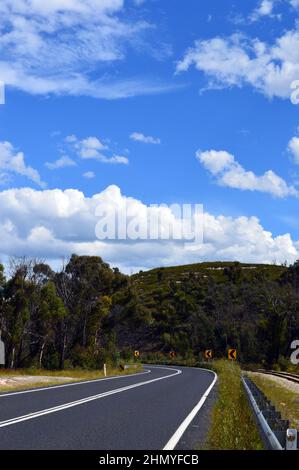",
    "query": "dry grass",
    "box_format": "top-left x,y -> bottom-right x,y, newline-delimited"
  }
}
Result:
206,360 -> 263,450
0,365 -> 143,393
248,373 -> 299,429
